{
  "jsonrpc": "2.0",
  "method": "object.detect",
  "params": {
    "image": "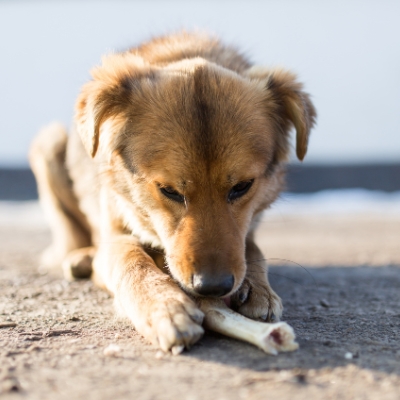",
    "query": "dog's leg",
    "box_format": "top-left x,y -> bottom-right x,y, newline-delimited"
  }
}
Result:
231,234 -> 283,322
29,123 -> 92,277
93,235 -> 204,353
